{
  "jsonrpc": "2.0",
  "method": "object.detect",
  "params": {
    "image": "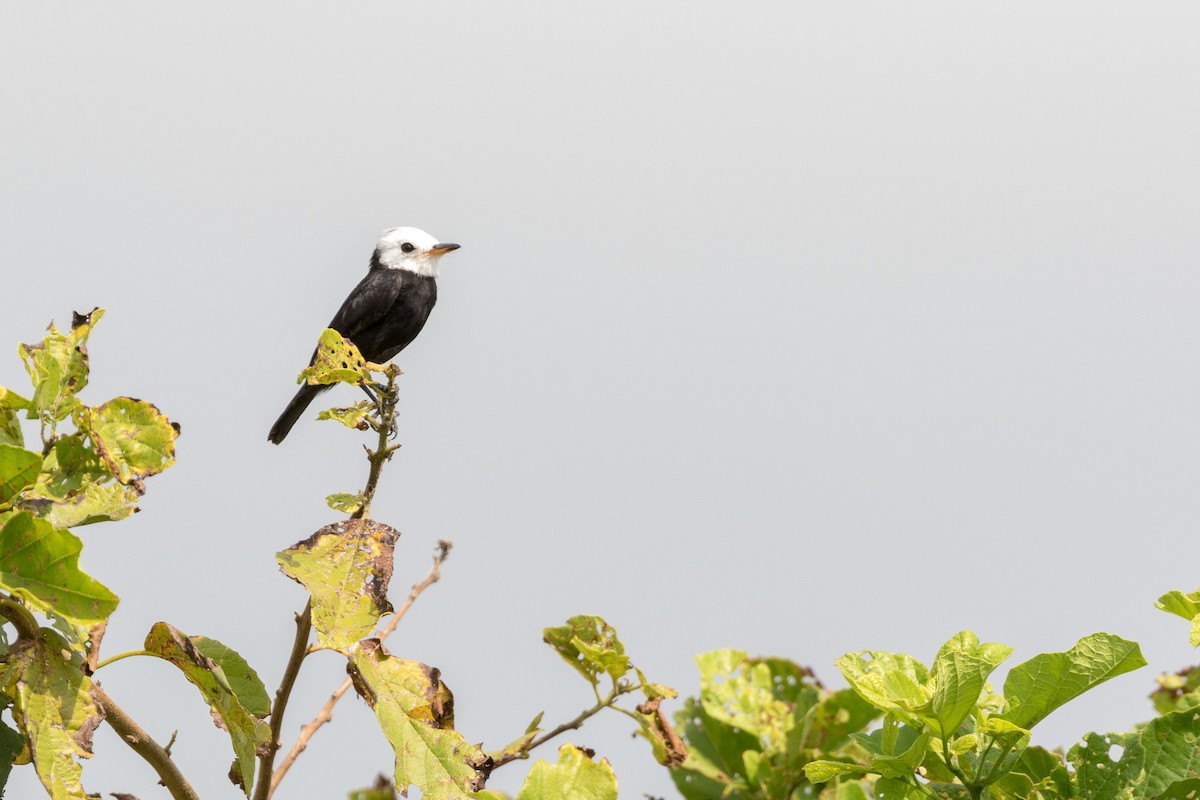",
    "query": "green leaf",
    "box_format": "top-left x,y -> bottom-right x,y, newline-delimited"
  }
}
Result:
795,687 -> 881,752
1157,589 -> 1200,647
0,445 -> 41,506
835,781 -> 872,800
318,402 -> 373,430
1160,779 -> 1200,799
802,760 -> 868,782
143,622 -> 270,797
20,435 -> 141,527
694,650 -> 820,743
83,397 -> 178,486
325,492 -> 365,516
1,628 -> 102,800
18,310 -> 103,423
347,639 -> 489,799
300,329 -> 369,386
670,696 -> 759,800
0,387 -> 29,448
513,744 -> 617,800
992,745 -> 1071,799
0,512 -> 118,633
189,636 -> 271,718
347,775 -> 401,800
999,633 -> 1146,729
836,649 -> 931,725
927,631 -> 1012,738
874,777 -> 935,799
850,724 -> 930,779
543,615 -> 629,686
277,519 -> 399,652
0,713 -> 26,792
38,481 -> 142,528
